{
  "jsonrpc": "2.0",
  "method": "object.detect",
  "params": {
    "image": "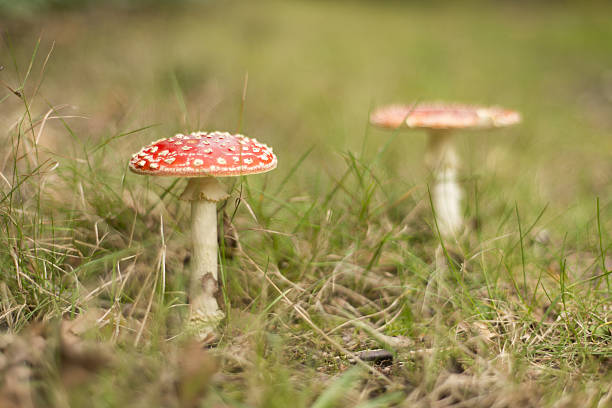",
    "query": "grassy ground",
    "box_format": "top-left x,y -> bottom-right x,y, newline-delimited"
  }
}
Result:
0,1 -> 611,407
